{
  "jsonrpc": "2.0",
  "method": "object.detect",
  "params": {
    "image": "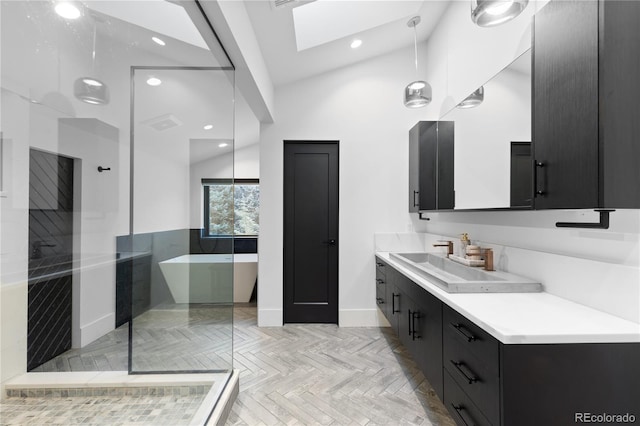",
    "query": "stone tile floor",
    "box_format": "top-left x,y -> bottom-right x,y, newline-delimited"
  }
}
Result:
0,393 -> 205,425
